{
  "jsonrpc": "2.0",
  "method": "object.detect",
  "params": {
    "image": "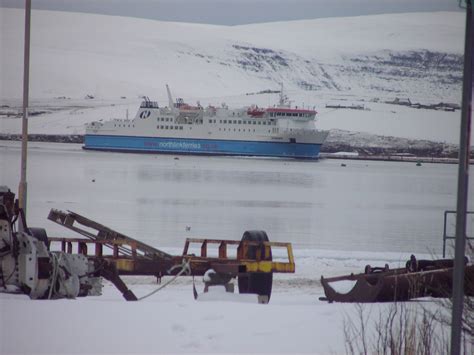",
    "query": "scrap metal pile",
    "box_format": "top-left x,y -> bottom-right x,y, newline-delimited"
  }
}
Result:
320,255 -> 474,303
